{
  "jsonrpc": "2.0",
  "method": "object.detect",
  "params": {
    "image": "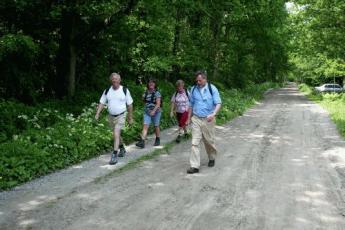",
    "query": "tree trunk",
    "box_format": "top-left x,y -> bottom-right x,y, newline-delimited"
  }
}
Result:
67,42 -> 76,98
170,7 -> 182,81
210,17 -> 222,81
67,15 -> 77,98
55,10 -> 77,98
